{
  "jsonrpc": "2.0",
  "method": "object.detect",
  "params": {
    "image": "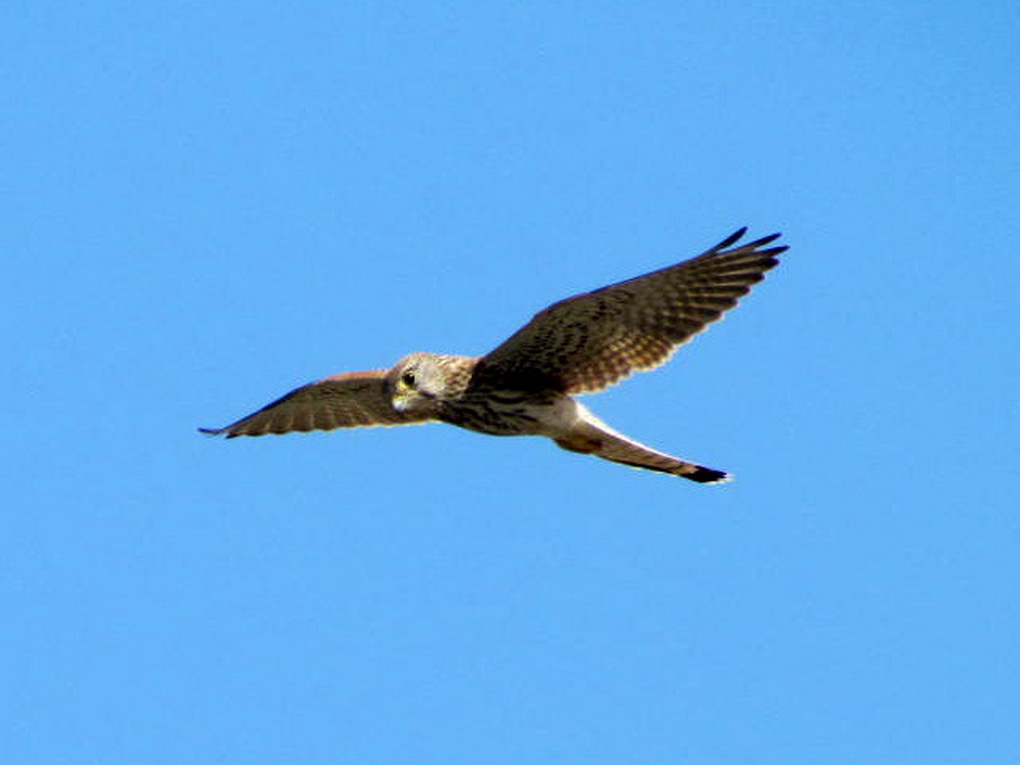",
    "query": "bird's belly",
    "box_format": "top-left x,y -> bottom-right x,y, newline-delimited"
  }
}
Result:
440,391 -> 575,437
